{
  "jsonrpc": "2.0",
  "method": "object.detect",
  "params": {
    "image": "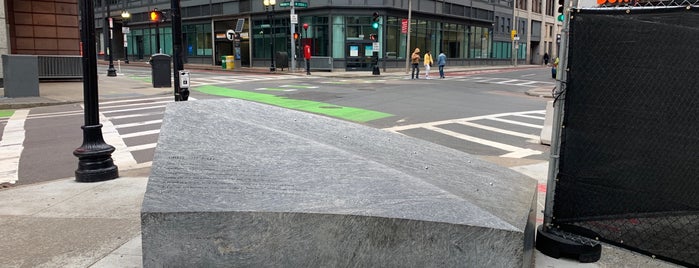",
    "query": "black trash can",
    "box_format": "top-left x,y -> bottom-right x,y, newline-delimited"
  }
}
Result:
150,54 -> 171,88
